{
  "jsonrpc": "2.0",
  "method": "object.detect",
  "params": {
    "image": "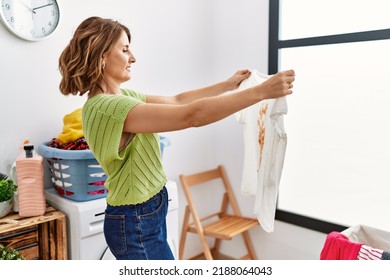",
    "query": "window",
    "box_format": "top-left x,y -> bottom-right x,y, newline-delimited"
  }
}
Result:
269,0 -> 390,233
